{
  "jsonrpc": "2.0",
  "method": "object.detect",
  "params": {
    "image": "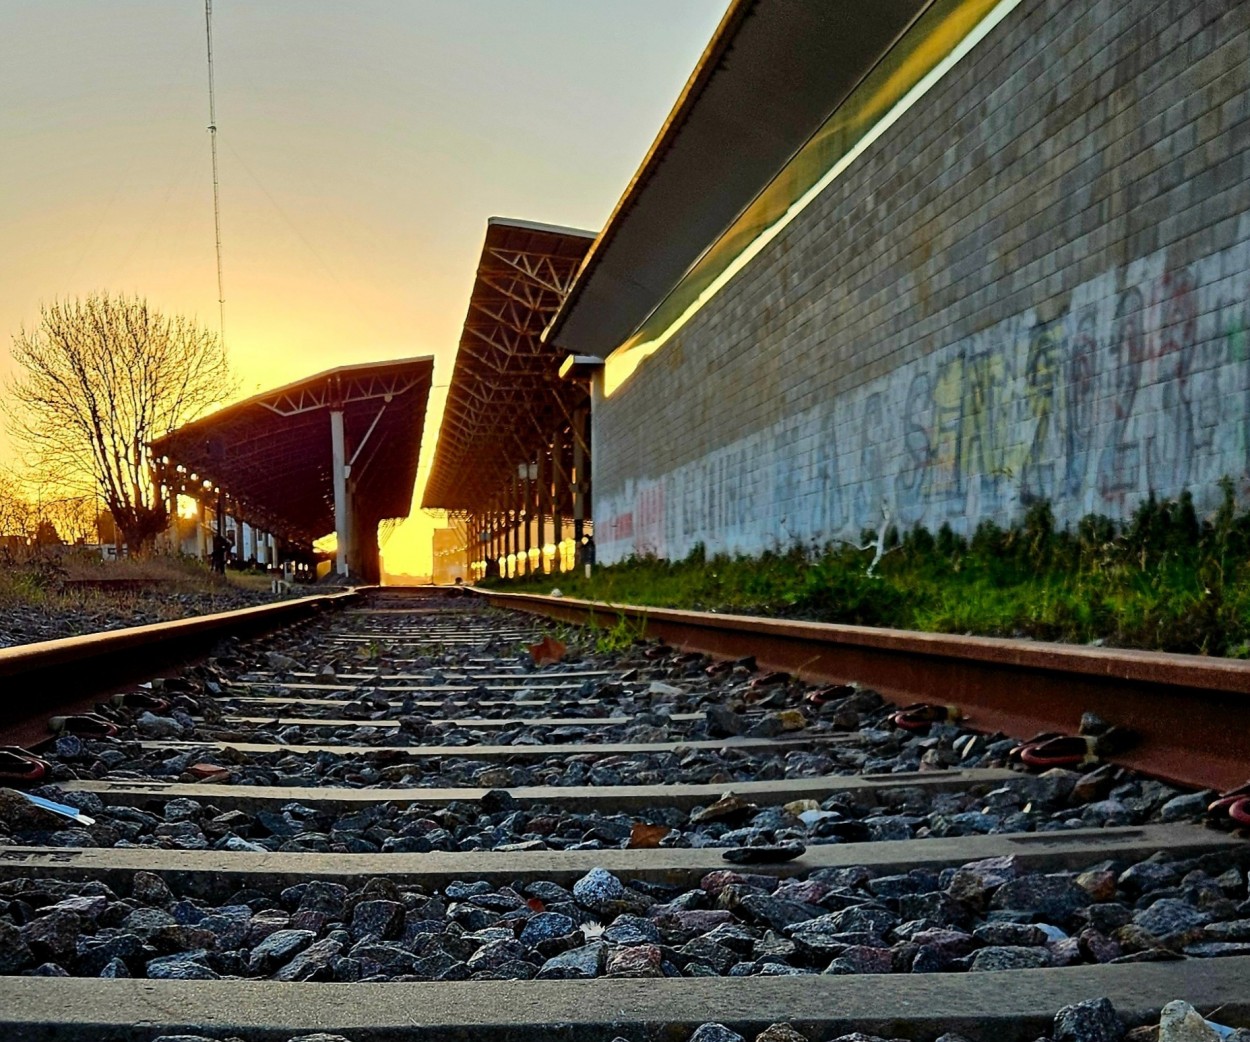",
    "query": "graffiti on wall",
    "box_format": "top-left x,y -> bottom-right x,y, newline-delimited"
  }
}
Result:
596,218 -> 1250,564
